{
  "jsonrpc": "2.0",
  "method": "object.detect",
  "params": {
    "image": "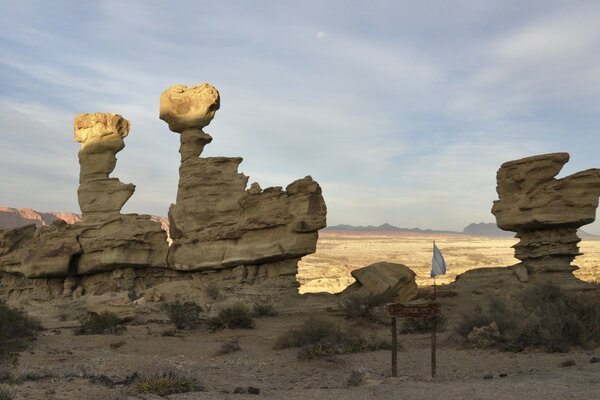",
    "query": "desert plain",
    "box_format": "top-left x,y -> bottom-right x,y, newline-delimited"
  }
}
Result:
2,231 -> 600,400
299,231 -> 600,292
